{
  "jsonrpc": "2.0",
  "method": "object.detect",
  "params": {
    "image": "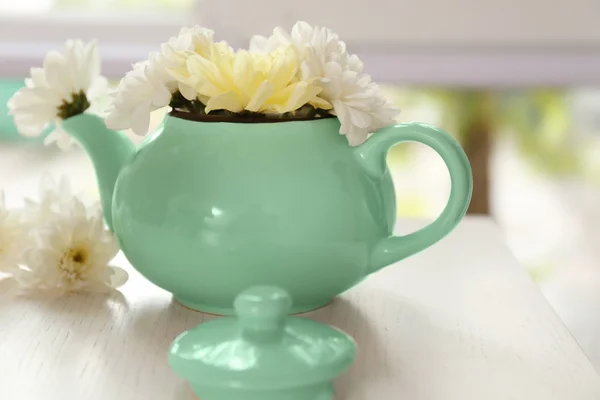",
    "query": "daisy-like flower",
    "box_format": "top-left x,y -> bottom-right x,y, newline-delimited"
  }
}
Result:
170,45 -> 331,115
7,39 -> 109,150
365,82 -> 403,132
250,21 -> 363,79
320,64 -> 399,145
105,26 -> 215,135
104,59 -> 173,136
250,21 -> 399,146
13,198 -> 127,294
0,192 -> 27,274
162,25 -> 217,98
